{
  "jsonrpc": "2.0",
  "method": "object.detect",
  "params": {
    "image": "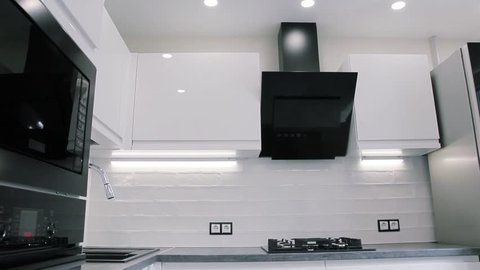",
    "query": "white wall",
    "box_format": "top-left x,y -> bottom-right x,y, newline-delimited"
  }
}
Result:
128,37 -> 277,71
127,36 -> 473,72
85,156 -> 434,247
